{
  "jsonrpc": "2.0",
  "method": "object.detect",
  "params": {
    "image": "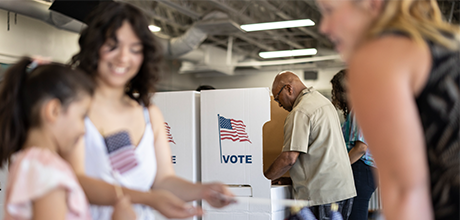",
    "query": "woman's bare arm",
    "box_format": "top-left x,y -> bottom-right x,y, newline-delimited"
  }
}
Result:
348,36 -> 432,220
